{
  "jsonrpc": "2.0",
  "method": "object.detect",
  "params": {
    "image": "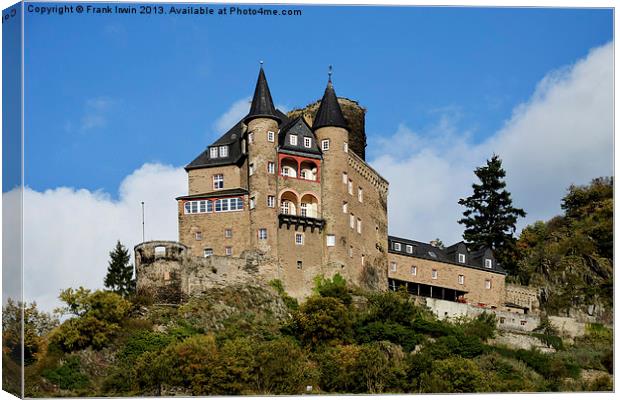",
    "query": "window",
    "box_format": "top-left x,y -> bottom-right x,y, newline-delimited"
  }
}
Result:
210,147 -> 218,158
249,163 -> 255,176
304,137 -> 312,148
219,145 -> 228,157
485,279 -> 492,289
485,259 -> 493,268
326,234 -> 336,247
258,228 -> 267,240
225,247 -> 233,256
282,166 -> 292,177
350,214 -> 355,229
267,161 -> 275,174
361,254 -> 365,266
356,218 -> 362,234
297,260 -> 303,269
406,245 -> 413,254
241,139 -> 247,154
342,201 -> 348,213
248,132 -> 254,143
250,197 -> 256,210
458,253 -> 466,263
224,228 -> 232,238
394,242 -> 401,251
281,200 -> 290,215
344,142 -> 348,153
267,195 -> 275,208
203,248 -> 213,258
411,266 -> 417,276
390,262 -> 397,272
295,233 -> 304,245
290,135 -> 298,146
358,187 -> 363,202
199,201 -> 206,213
213,174 -> 224,189
349,246 -> 353,258
300,202 -> 308,217
458,275 -> 465,285
342,172 -> 348,184
347,180 -> 353,195
154,246 -> 166,257
214,197 -> 244,212
184,200 -> 215,214
268,131 -> 275,142
431,269 -> 438,279
322,139 -> 330,150
195,232 -> 202,241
